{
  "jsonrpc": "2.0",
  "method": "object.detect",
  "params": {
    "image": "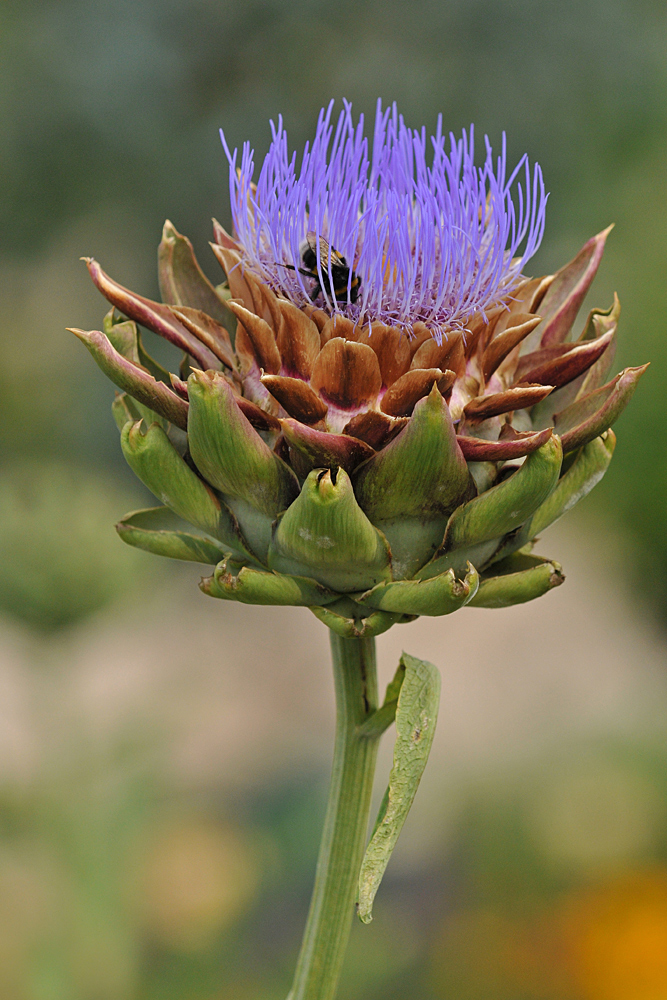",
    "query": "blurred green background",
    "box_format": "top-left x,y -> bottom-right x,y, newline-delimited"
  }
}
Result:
1,1 -> 667,998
